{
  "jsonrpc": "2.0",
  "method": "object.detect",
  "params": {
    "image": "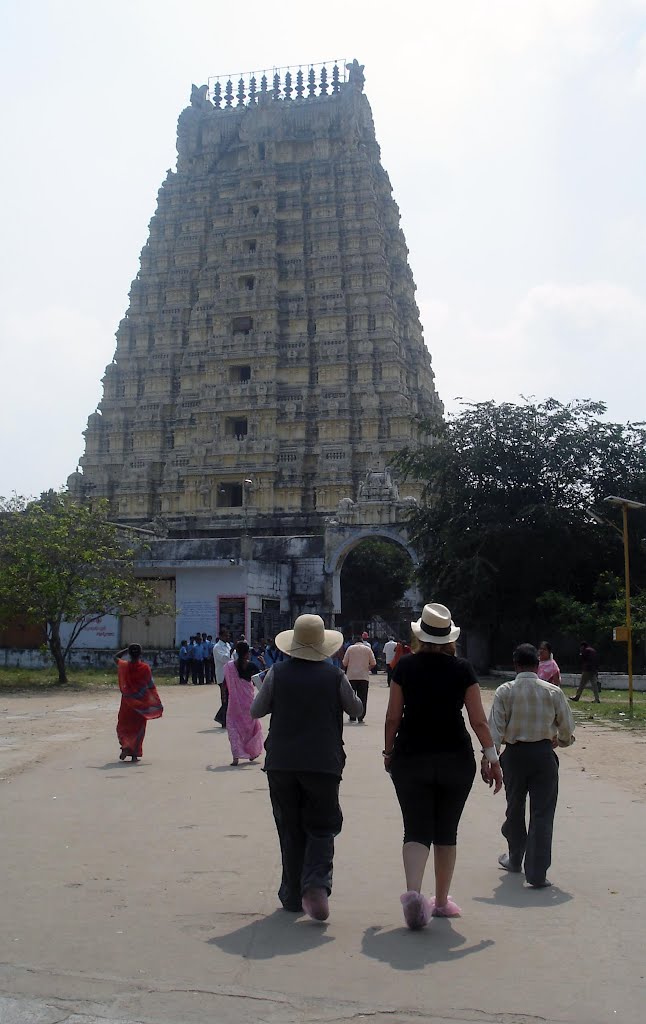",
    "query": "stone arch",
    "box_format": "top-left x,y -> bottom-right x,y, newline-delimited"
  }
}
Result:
325,526 -> 419,616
